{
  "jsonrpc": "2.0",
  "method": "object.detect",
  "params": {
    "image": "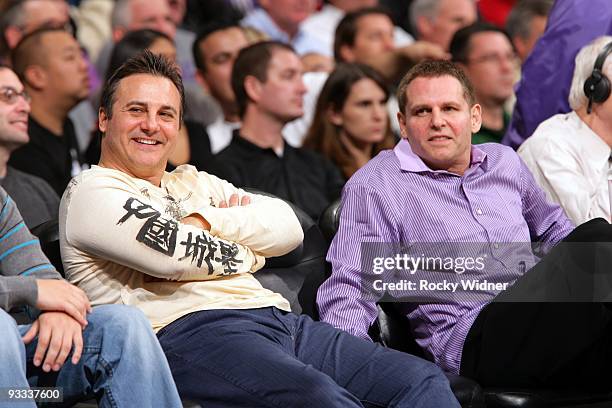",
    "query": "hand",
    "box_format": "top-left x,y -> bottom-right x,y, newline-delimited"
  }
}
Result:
219,194 -> 251,208
181,194 -> 250,230
36,280 -> 91,327
182,213 -> 211,231
398,41 -> 450,63
22,312 -> 84,372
